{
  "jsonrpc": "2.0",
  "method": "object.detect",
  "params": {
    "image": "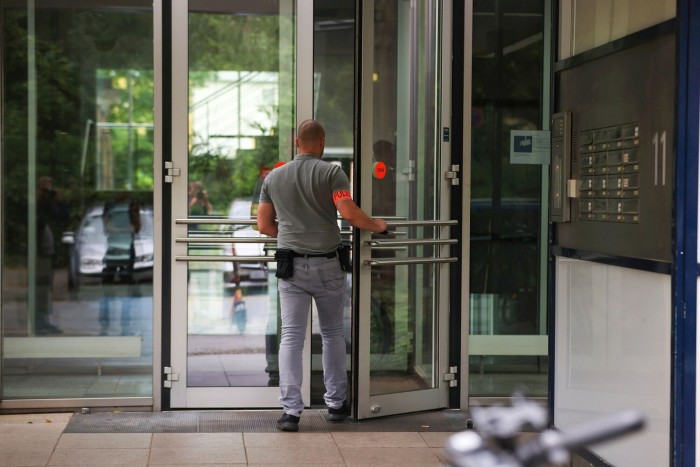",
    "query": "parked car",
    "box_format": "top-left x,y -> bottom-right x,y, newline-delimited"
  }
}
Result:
62,203 -> 154,289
